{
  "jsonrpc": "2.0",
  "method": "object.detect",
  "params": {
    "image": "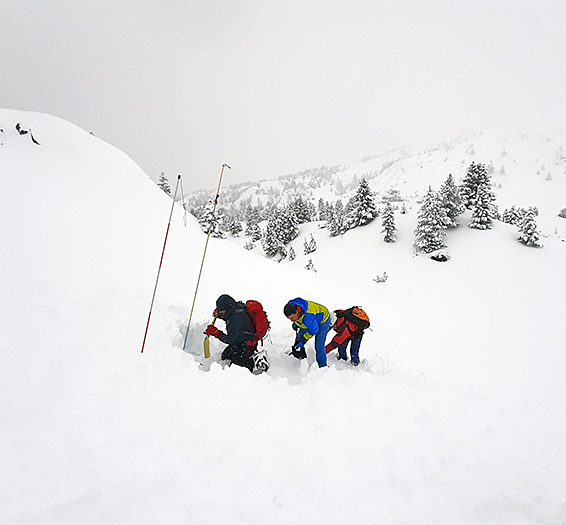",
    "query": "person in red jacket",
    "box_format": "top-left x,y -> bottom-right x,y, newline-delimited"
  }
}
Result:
324,308 -> 369,366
